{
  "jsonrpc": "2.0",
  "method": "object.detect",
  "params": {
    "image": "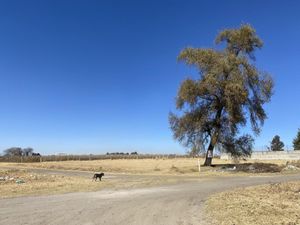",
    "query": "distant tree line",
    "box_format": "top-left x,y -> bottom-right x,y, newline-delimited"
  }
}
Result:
2,147 -> 41,157
106,151 -> 138,155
